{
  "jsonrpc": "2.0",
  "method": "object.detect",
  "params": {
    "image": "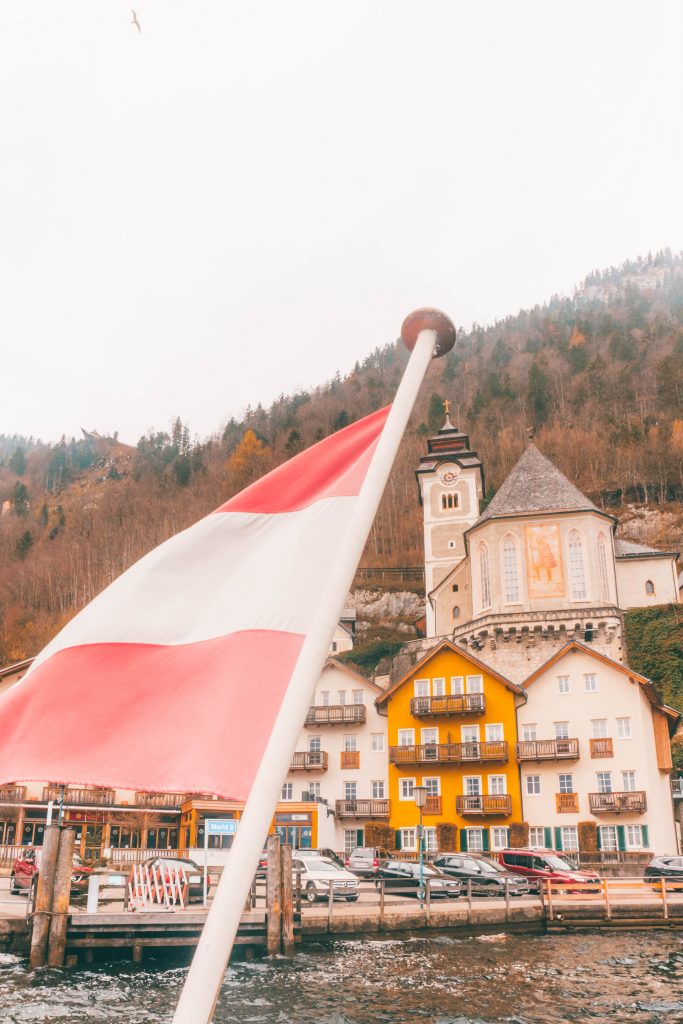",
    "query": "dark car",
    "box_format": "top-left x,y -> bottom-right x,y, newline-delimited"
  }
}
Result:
140,856 -> 206,904
433,853 -> 530,896
375,859 -> 462,899
497,849 -> 599,891
346,847 -> 390,877
644,855 -> 683,891
296,848 -> 346,869
10,849 -> 92,896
